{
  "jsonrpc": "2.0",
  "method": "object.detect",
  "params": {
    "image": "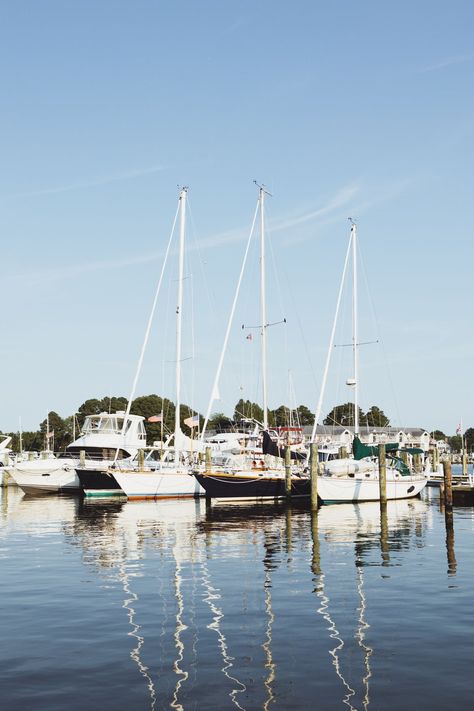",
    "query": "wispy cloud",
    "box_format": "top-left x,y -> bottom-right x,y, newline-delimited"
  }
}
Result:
422,53 -> 474,73
4,178 -> 412,285
277,177 -> 415,246
271,184 -> 360,233
2,165 -> 165,201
